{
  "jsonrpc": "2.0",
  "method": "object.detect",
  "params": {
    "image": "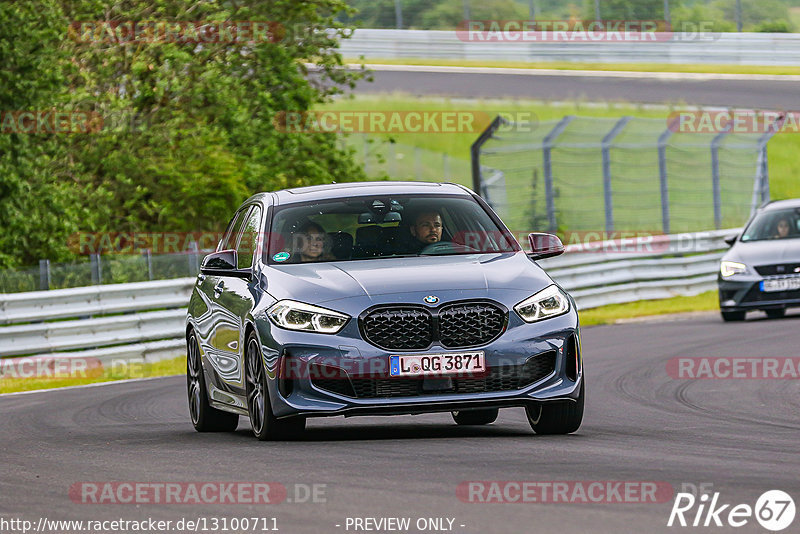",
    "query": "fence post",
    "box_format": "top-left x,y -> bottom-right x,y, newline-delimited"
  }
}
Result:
542,115 -> 574,233
362,134 -> 369,176
90,254 -> 102,285
752,113 -> 783,211
470,115 -> 506,197
657,118 -> 678,235
188,241 -> 200,275
143,249 -> 153,280
601,116 -> 632,233
710,127 -> 732,229
39,259 -> 50,291
389,142 -> 396,177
